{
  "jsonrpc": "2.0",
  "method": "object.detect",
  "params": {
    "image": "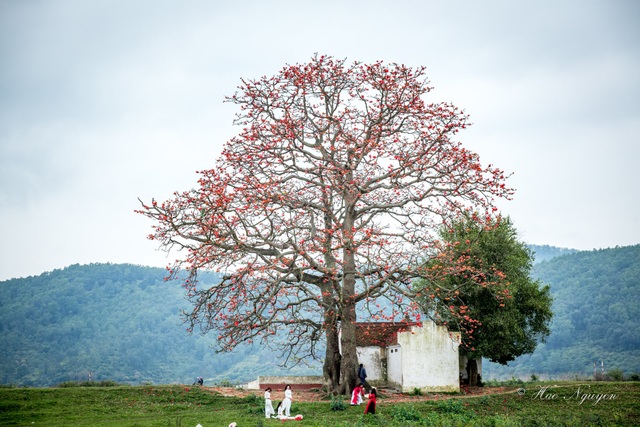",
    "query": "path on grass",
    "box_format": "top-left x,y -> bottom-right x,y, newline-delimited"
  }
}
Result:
202,385 -> 516,403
